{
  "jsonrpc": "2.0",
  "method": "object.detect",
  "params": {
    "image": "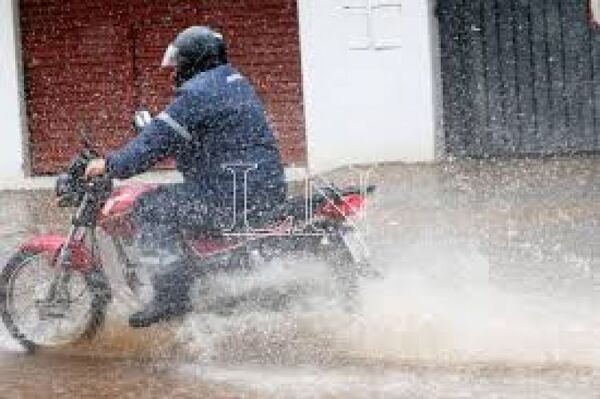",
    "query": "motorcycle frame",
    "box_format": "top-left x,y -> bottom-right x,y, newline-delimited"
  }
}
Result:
22,175 -> 371,279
